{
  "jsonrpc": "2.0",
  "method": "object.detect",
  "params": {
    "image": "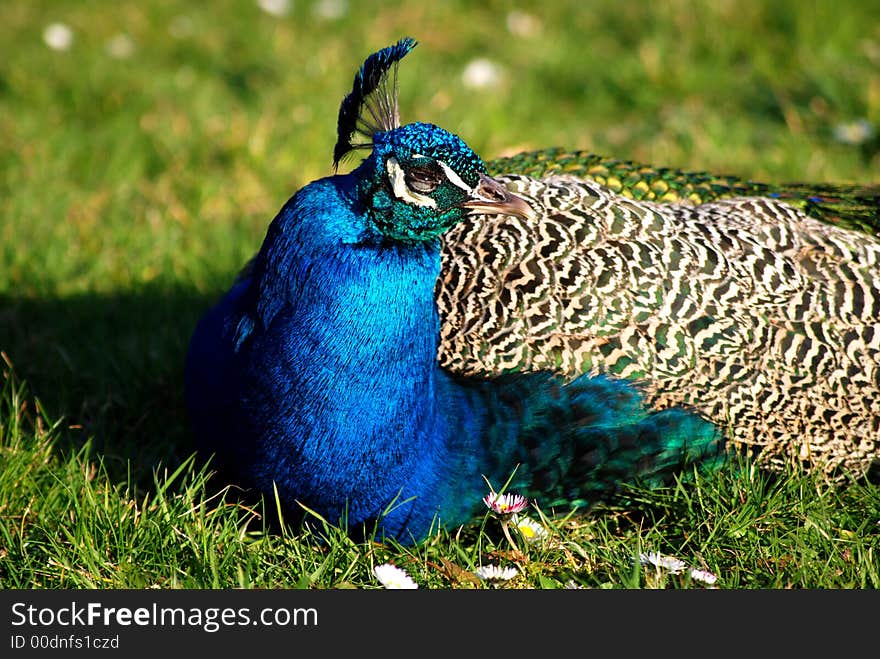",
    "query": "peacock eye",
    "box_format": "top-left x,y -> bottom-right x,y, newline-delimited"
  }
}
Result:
404,167 -> 441,194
